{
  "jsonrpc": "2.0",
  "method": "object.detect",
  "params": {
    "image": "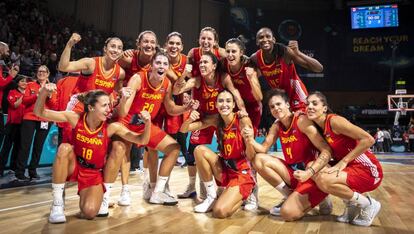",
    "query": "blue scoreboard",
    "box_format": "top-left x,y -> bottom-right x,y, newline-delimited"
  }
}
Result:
351,4 -> 399,29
